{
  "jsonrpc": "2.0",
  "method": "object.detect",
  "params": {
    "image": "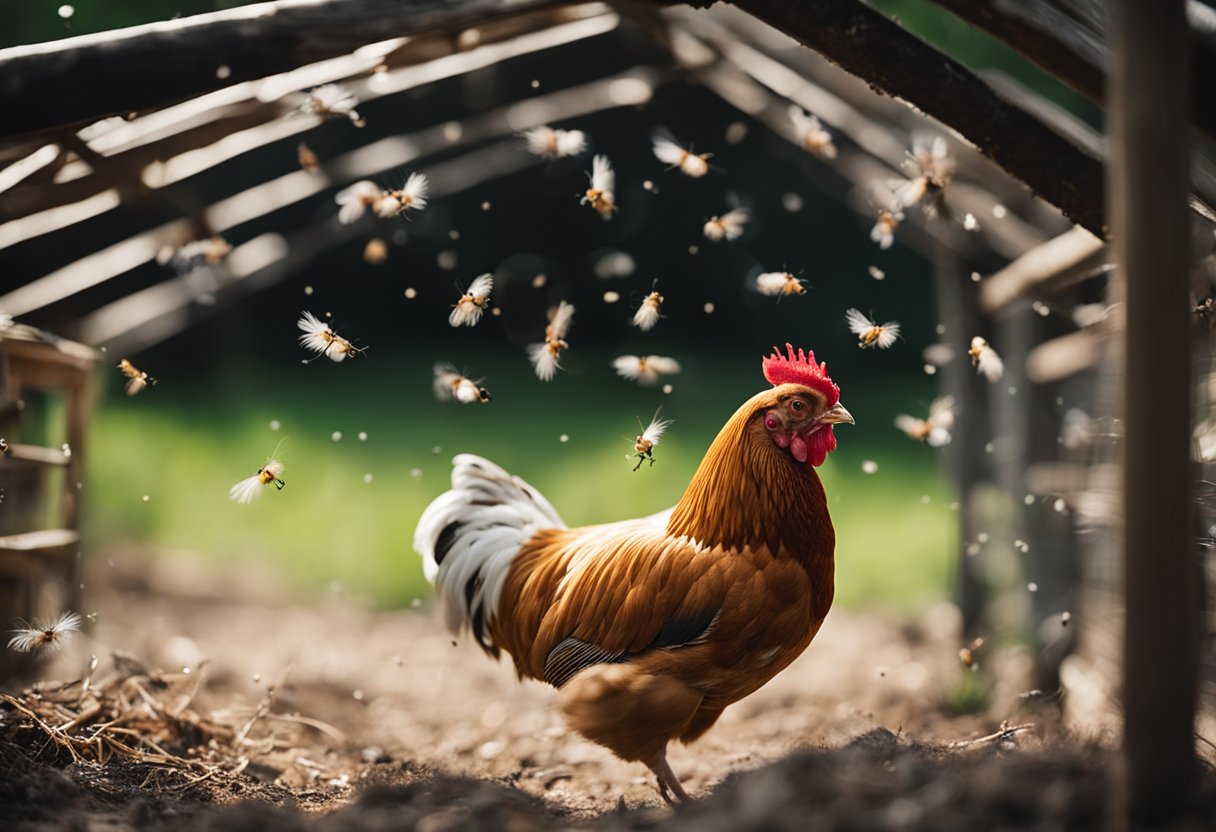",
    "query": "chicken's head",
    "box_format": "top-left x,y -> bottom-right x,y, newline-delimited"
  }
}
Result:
759,343 -> 853,467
